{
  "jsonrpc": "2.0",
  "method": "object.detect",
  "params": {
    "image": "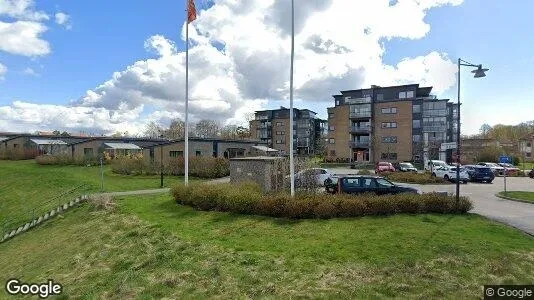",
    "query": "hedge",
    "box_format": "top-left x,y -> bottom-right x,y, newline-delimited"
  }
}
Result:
172,182 -> 472,219
382,171 -> 448,184
35,154 -> 100,166
111,156 -> 229,179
